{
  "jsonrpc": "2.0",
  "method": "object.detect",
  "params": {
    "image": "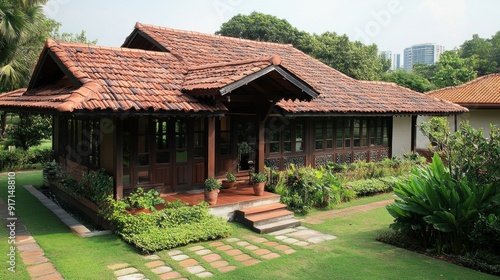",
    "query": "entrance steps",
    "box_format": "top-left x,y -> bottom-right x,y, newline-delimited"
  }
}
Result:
234,203 -> 301,234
